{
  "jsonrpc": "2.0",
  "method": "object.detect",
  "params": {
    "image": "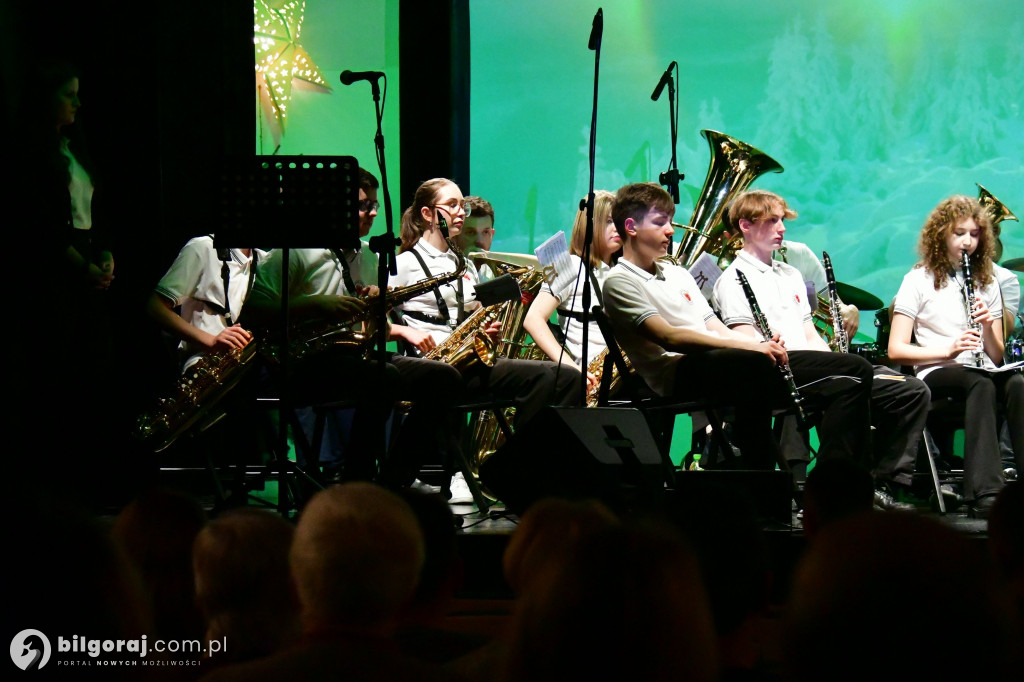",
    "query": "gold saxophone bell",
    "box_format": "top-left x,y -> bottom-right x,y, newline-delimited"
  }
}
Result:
425,305 -> 501,371
674,129 -> 783,268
